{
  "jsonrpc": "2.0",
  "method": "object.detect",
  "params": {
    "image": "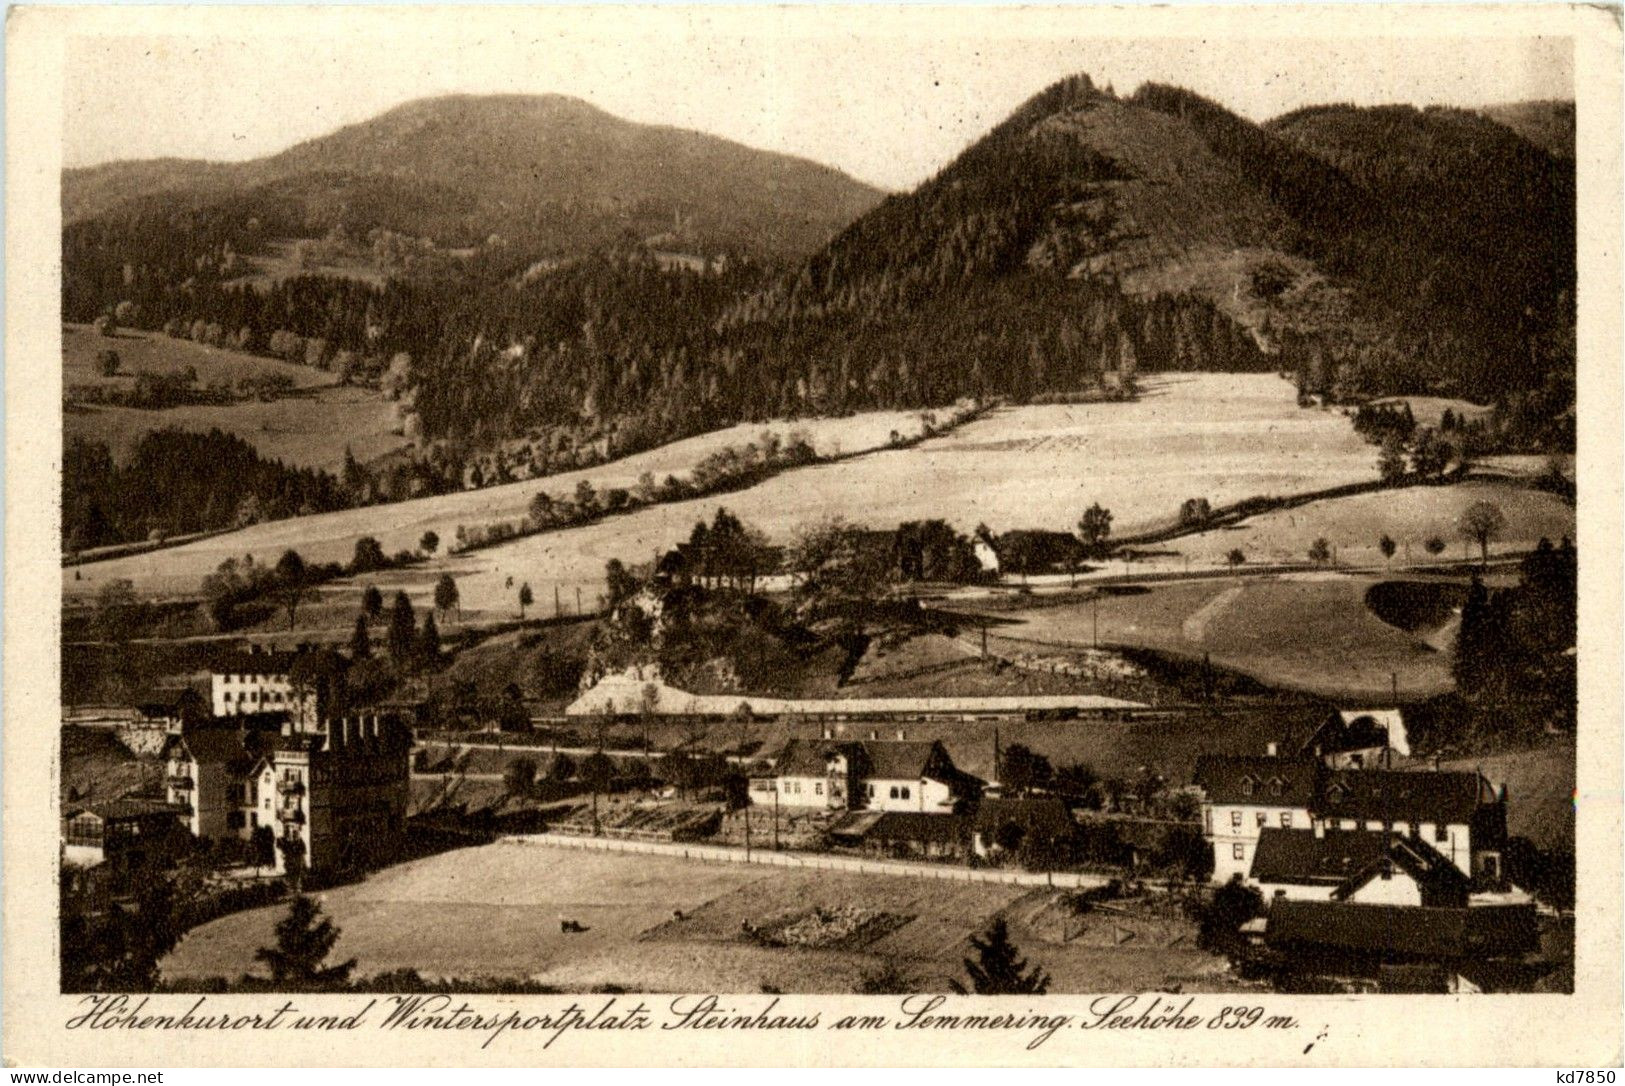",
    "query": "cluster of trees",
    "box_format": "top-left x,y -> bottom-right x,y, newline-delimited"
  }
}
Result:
64,429 -> 349,552
1453,536 -> 1576,710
